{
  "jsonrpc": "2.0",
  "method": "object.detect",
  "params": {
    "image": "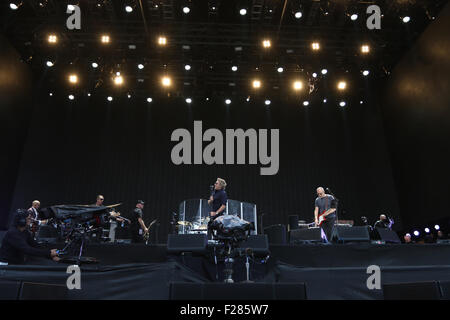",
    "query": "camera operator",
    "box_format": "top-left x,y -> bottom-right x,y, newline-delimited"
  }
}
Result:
0,210 -> 60,265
